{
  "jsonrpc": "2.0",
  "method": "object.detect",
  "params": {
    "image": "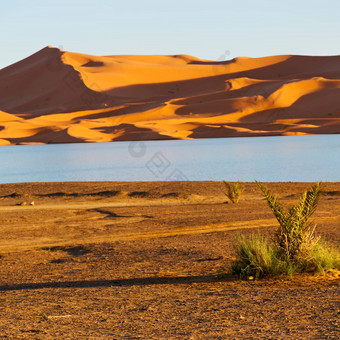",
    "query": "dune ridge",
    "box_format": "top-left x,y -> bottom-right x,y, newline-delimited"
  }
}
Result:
0,46 -> 339,145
